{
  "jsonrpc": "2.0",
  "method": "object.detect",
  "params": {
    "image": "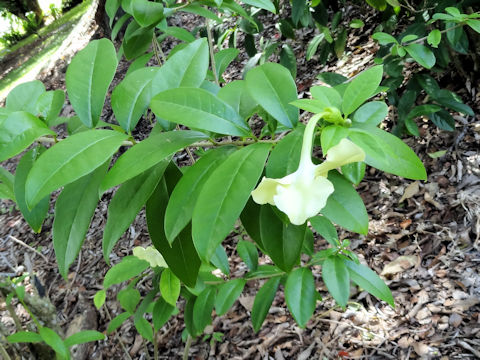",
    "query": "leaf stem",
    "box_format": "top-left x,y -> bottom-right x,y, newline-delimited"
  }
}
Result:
183,335 -> 193,360
205,15 -> 220,86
